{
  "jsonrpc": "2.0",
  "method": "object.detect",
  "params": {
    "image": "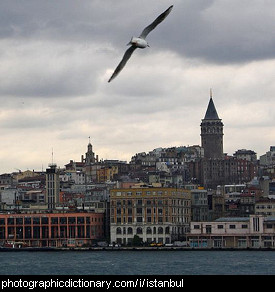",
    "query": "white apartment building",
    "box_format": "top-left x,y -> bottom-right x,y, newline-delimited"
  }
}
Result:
188,215 -> 275,248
